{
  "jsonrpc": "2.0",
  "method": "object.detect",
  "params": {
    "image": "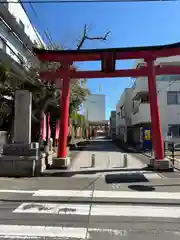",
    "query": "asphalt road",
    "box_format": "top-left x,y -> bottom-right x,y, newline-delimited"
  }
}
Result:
0,139 -> 180,239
